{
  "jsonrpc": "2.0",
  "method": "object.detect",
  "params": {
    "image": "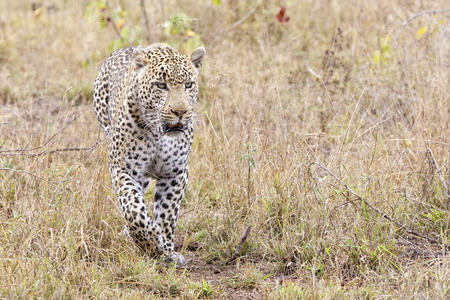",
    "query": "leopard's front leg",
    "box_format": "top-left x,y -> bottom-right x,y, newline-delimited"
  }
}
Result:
112,171 -> 166,252
153,169 -> 188,265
